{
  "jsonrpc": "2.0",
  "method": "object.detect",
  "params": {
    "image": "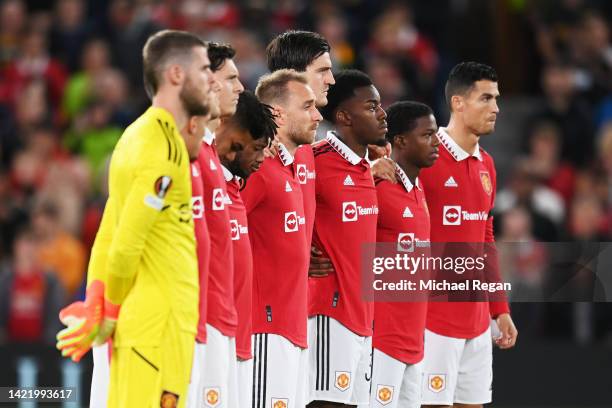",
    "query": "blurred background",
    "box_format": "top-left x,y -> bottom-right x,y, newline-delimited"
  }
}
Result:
0,0 -> 610,406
